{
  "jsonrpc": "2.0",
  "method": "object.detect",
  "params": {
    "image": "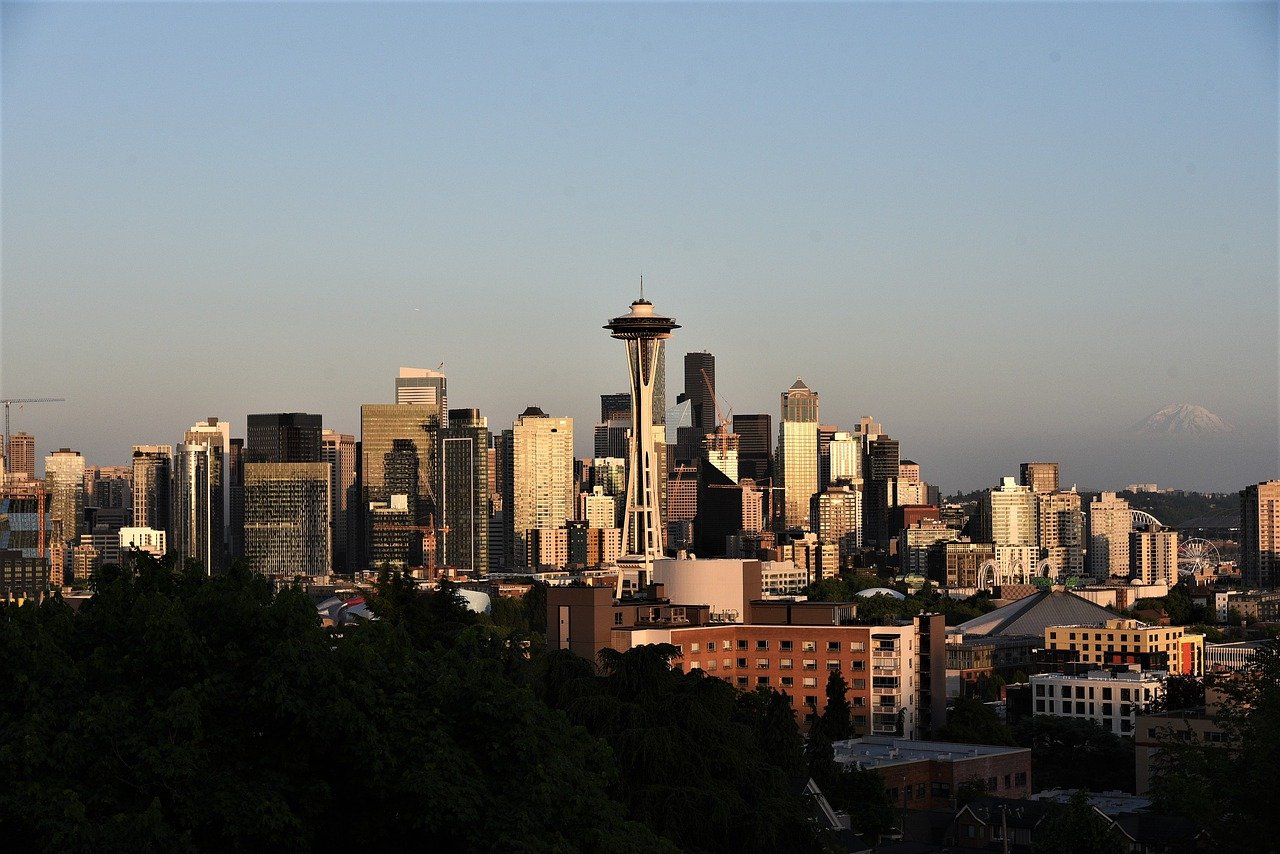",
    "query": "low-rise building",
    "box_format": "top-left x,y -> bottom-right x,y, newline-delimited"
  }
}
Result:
1043,618 -> 1201,675
1029,669 -> 1166,737
832,737 -> 1031,812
